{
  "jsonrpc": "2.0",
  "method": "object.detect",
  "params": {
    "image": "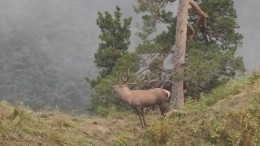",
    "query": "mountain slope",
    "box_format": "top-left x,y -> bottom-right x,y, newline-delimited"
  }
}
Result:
0,72 -> 259,146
